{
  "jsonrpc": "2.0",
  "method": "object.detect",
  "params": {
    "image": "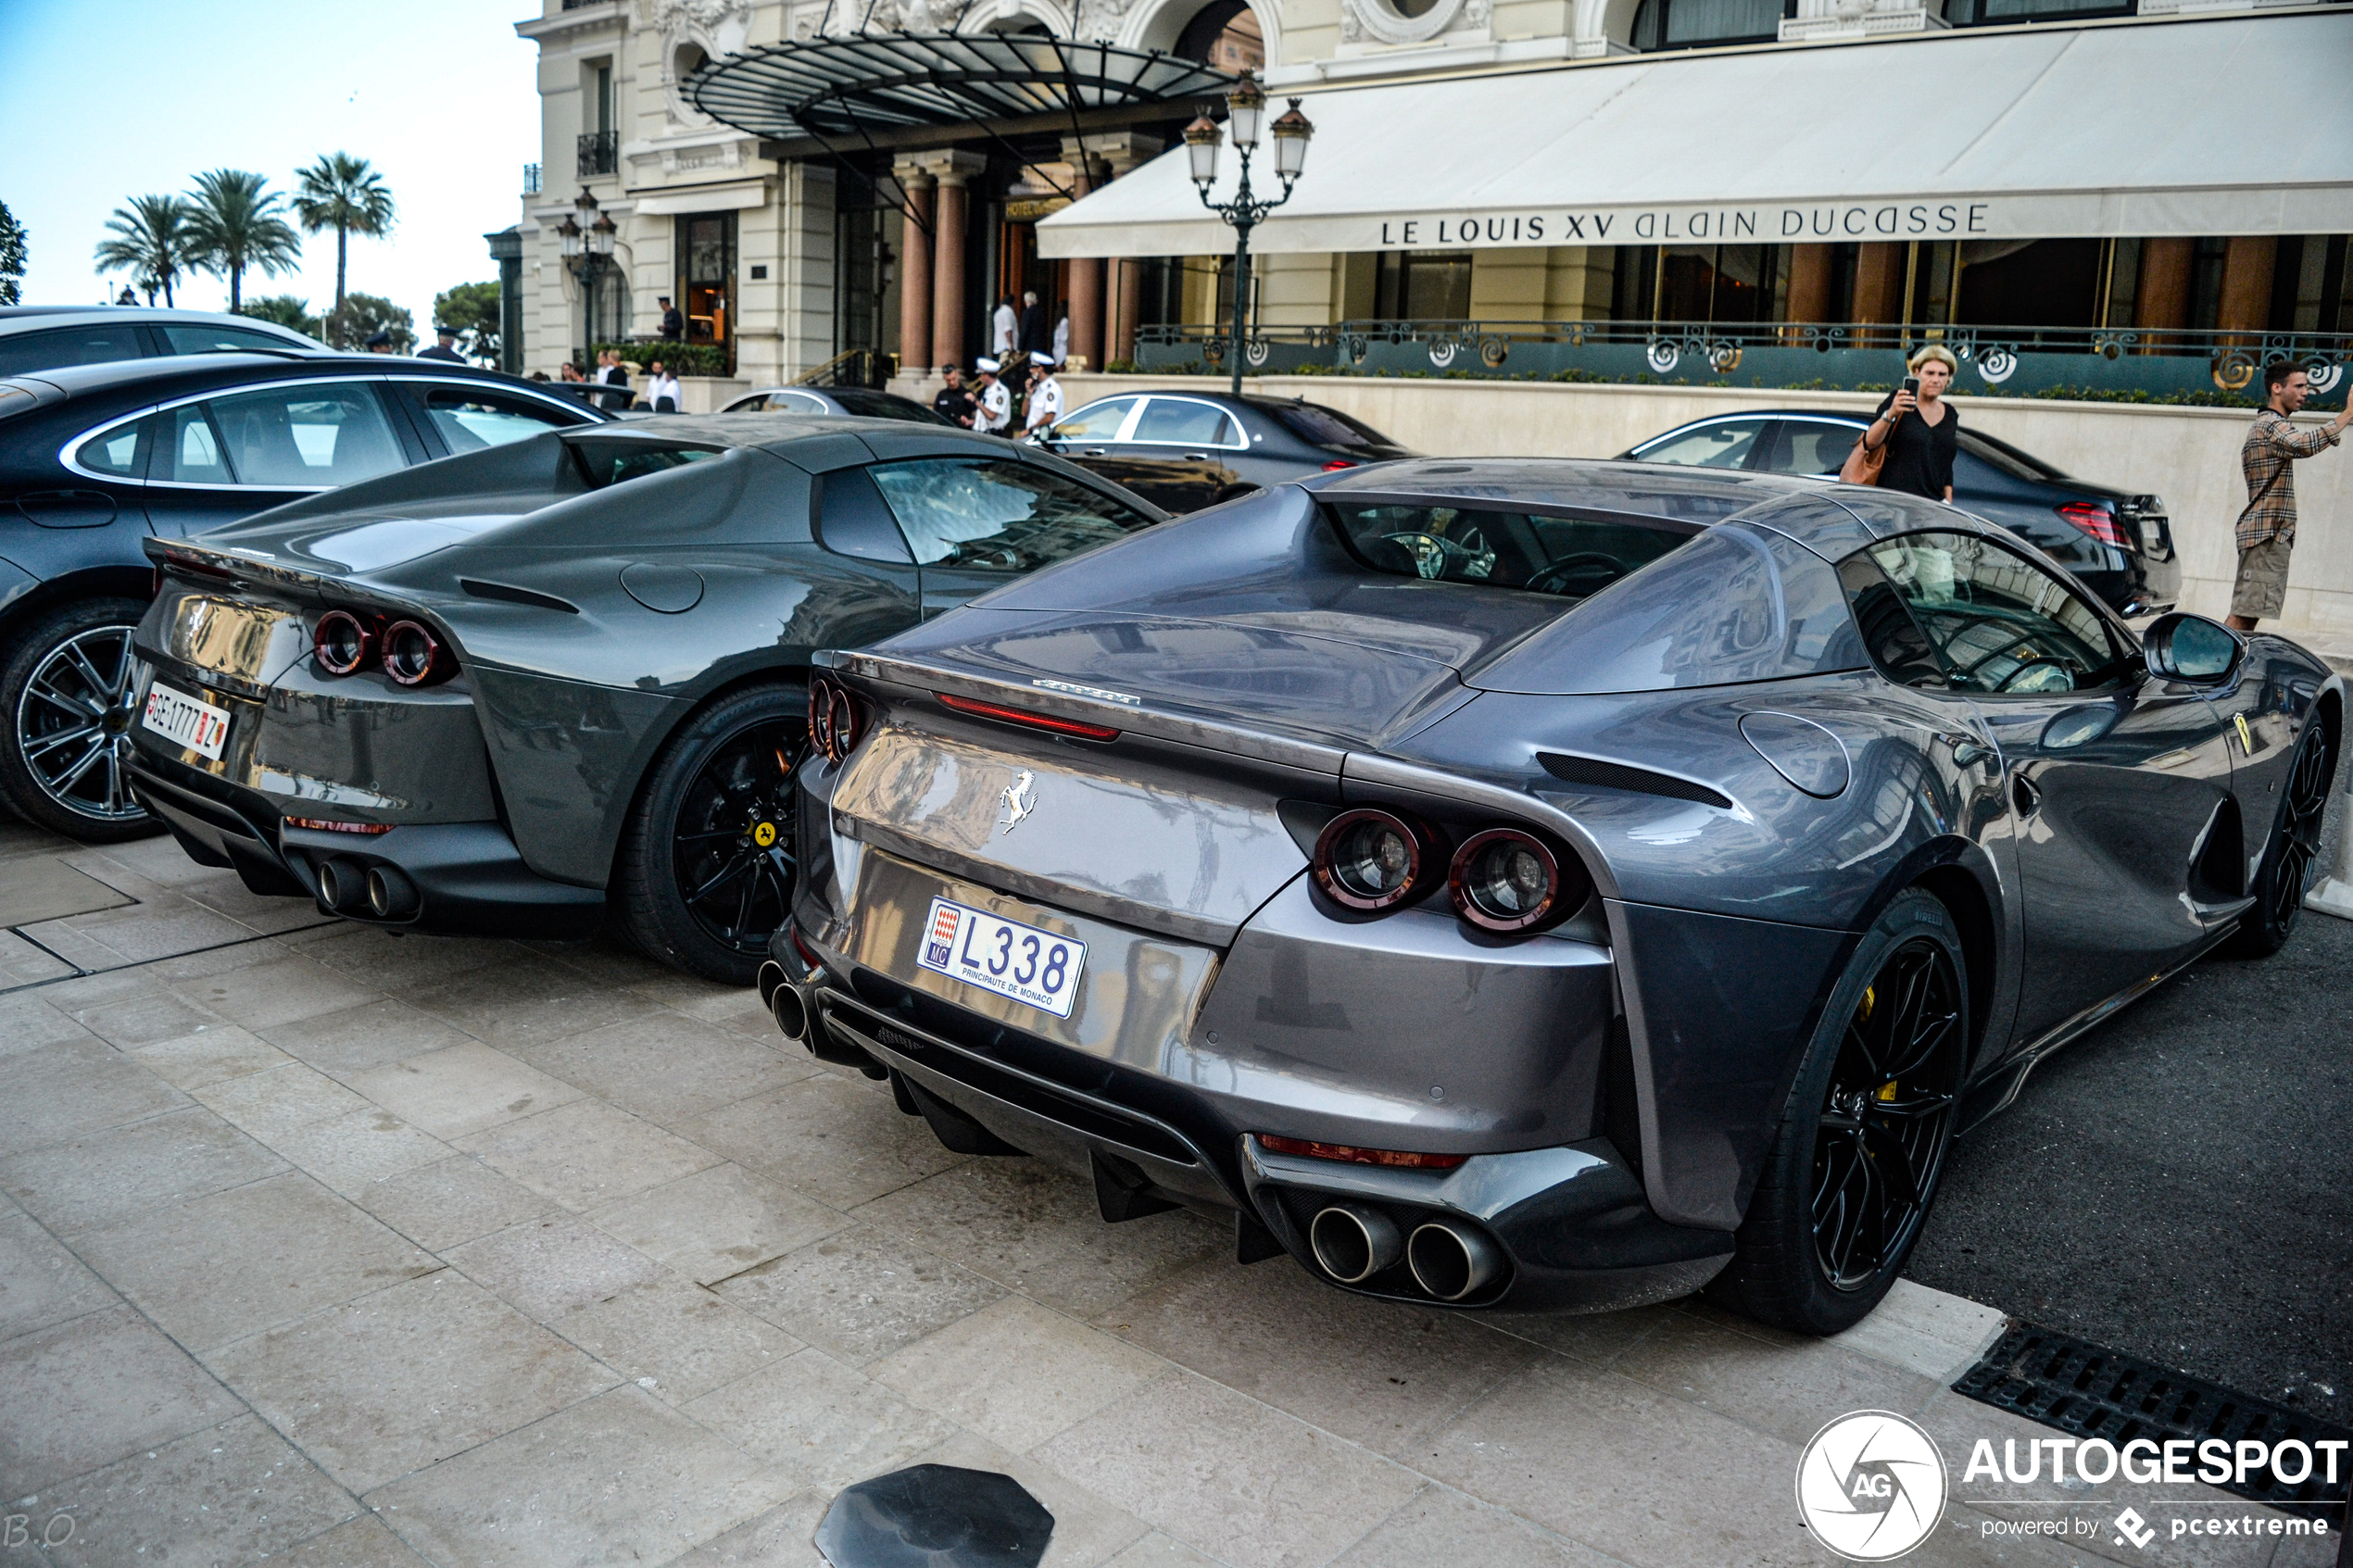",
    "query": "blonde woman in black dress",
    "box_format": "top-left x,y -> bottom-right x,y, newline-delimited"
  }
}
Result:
1859,345 -> 1959,502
